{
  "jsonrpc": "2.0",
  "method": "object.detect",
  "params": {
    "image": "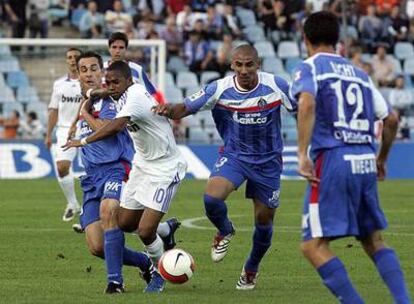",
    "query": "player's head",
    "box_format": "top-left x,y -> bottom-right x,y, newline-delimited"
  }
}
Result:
76,51 -> 104,93
230,44 -> 260,90
303,11 -> 339,55
105,61 -> 133,100
66,48 -> 82,74
108,32 -> 129,62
